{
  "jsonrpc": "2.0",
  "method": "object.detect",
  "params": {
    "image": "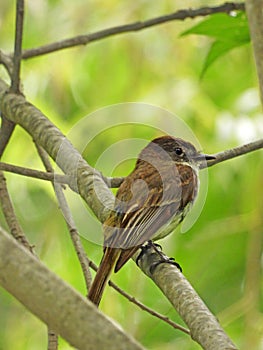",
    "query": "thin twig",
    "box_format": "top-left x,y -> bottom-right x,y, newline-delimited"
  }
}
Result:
88,261 -> 190,335
30,145 -> 60,350
107,138 -> 263,186
204,138 -> 263,169
34,144 -> 91,349
35,144 -> 93,290
0,161 -> 70,184
11,0 -> 25,92
0,50 -> 13,78
2,137 -> 261,188
0,171 -> 33,252
55,185 -> 93,290
21,2 -> 245,59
